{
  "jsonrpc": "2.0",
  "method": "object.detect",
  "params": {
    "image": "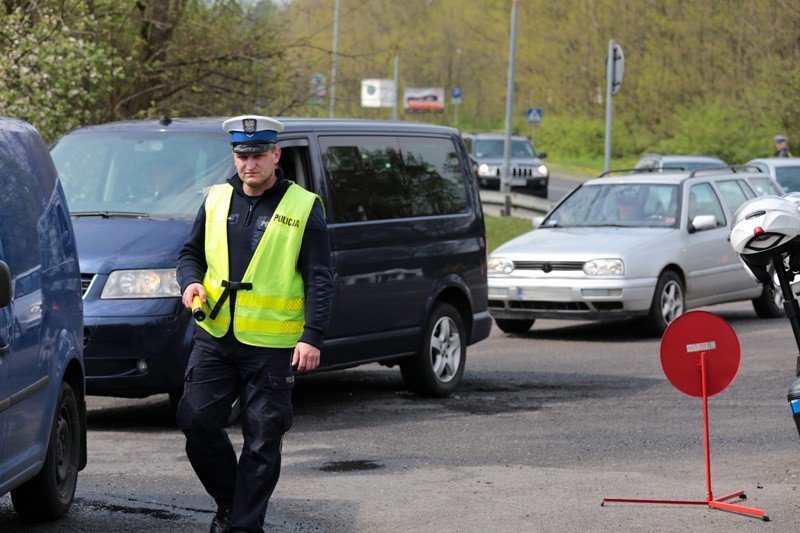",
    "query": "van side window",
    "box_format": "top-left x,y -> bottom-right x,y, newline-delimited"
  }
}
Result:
399,137 -> 468,216
0,158 -> 41,274
322,136 -> 468,222
277,146 -> 309,189
322,136 -> 403,222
